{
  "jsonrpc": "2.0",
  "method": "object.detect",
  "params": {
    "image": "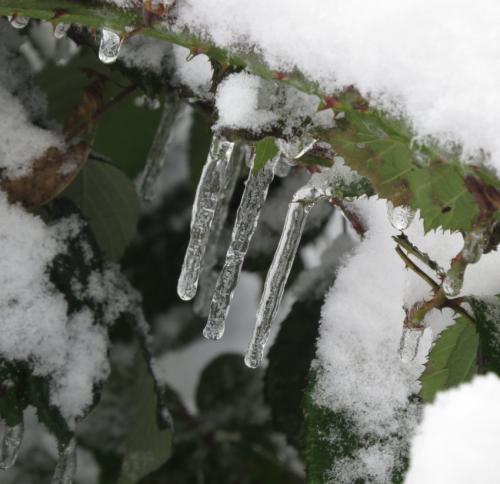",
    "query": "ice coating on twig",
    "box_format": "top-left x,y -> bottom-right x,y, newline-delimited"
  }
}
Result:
98,29 -> 122,64
244,179 -> 330,368
203,155 -> 277,340
137,94 -> 185,200
194,145 -> 246,316
51,437 -> 76,484
0,420 -> 24,470
177,135 -> 235,301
